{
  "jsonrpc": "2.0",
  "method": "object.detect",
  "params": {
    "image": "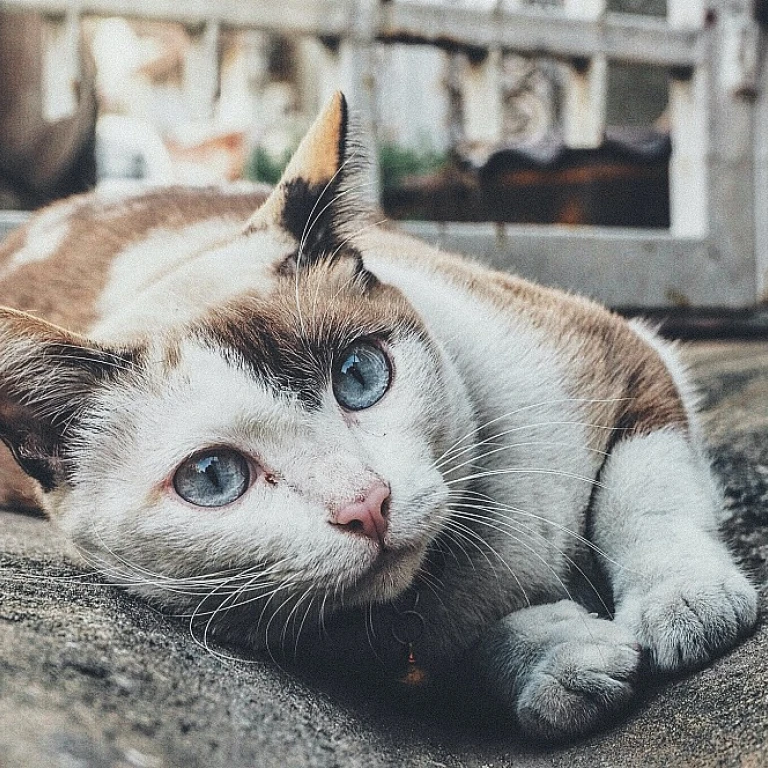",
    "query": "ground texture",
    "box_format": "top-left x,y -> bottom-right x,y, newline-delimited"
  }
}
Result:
1,341 -> 766,768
